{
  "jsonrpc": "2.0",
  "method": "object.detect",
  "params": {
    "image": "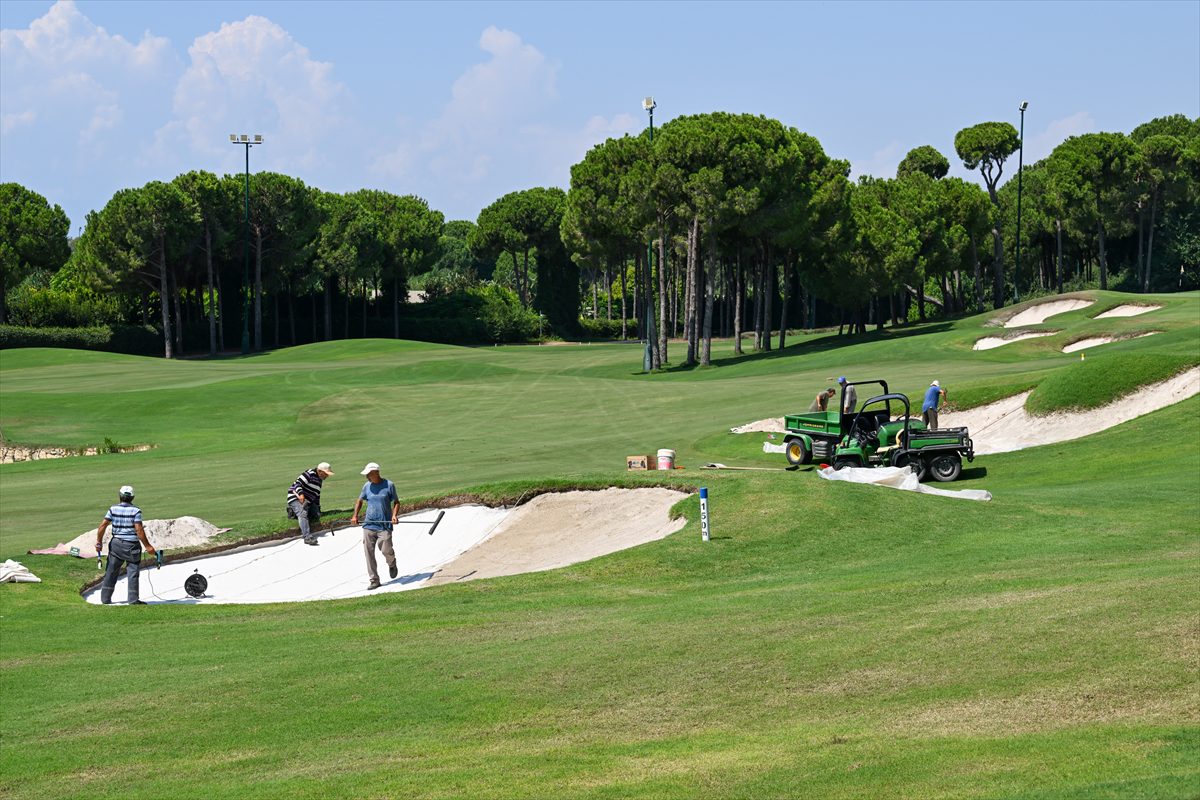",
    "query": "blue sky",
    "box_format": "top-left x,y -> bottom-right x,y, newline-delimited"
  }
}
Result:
2,0 -> 1197,231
